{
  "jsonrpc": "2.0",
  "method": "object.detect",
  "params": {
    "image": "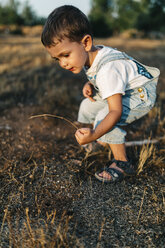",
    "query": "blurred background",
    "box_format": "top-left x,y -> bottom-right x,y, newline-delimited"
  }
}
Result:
0,0 -> 165,37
